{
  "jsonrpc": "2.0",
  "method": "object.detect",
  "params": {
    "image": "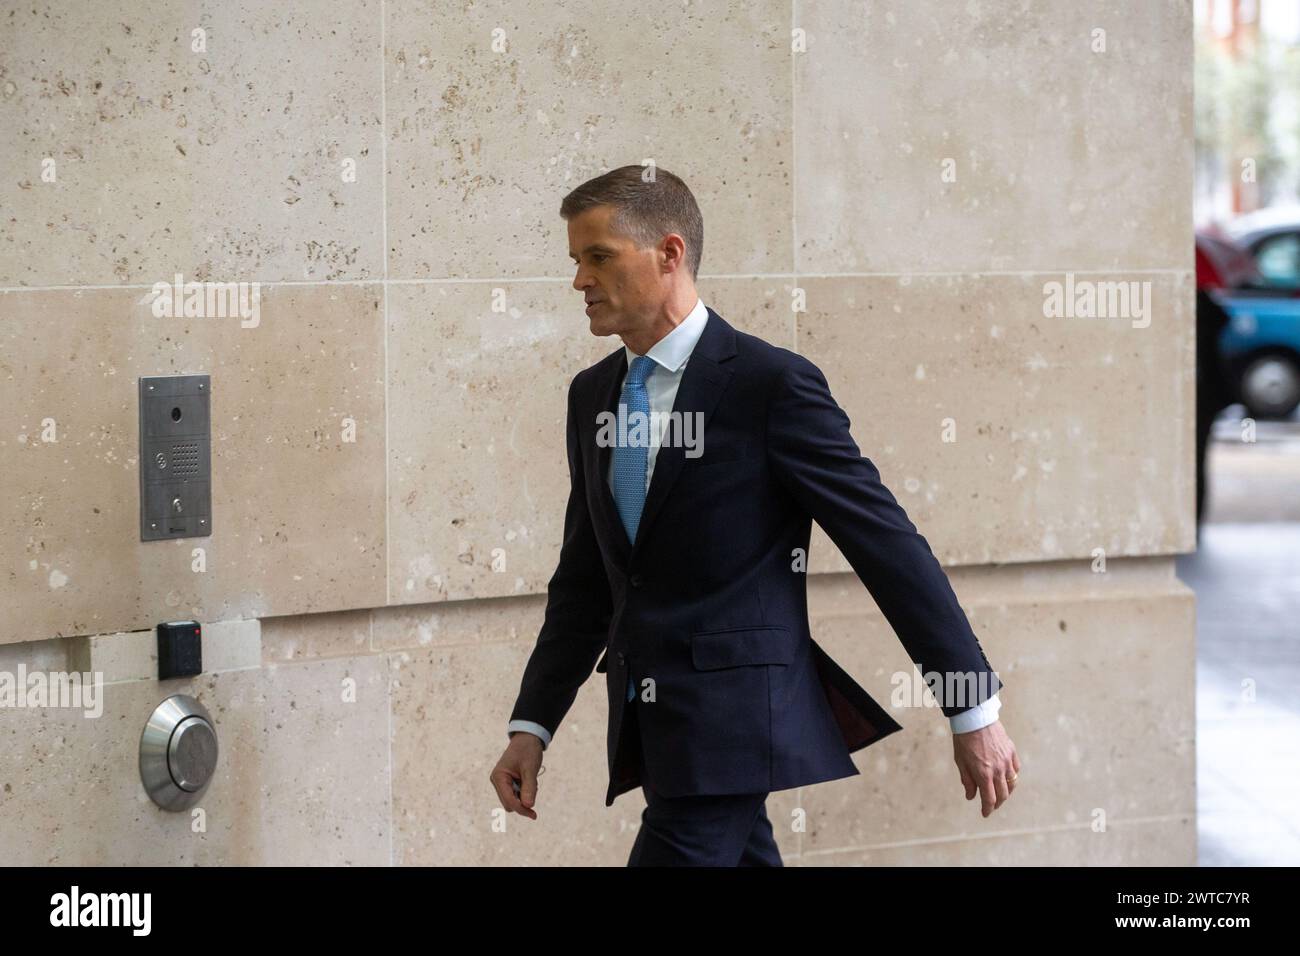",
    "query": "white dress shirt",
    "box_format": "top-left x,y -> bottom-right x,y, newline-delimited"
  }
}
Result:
508,297 -> 1001,750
